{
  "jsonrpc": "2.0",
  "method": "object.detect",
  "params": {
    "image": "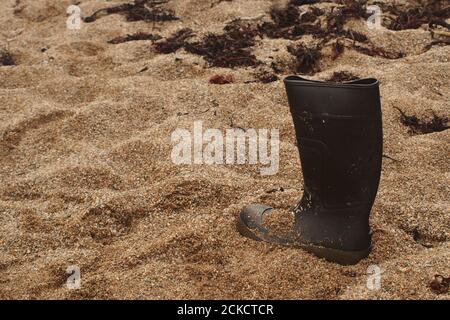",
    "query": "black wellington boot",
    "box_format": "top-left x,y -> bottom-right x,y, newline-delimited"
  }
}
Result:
237,76 -> 383,265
